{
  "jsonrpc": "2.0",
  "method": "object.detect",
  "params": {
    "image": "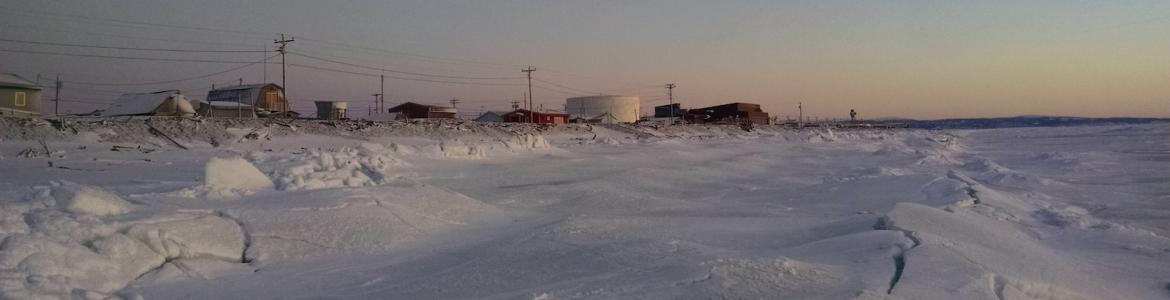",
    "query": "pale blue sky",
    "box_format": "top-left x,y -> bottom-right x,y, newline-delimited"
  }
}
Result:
1,0 -> 1167,118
